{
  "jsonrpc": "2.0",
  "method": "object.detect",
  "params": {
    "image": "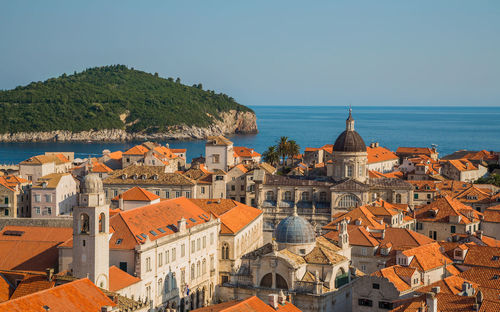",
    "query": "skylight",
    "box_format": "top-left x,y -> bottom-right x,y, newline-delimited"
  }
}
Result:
150,230 -> 157,236
167,225 -> 177,232
158,228 -> 166,233
189,218 -> 197,223
116,238 -> 123,245
140,233 -> 148,239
